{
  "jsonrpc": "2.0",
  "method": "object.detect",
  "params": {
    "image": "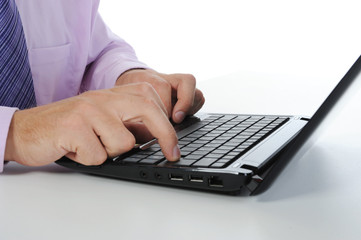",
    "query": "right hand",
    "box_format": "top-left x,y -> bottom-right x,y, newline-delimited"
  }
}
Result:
4,82 -> 181,167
